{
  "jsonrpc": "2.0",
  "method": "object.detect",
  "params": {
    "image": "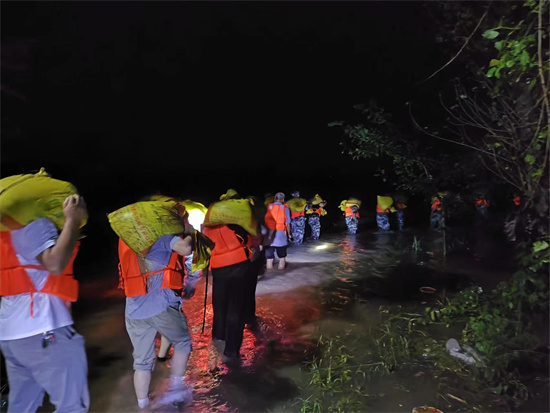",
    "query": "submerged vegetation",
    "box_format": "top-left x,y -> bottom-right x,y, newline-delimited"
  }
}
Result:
314,3 -> 549,409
